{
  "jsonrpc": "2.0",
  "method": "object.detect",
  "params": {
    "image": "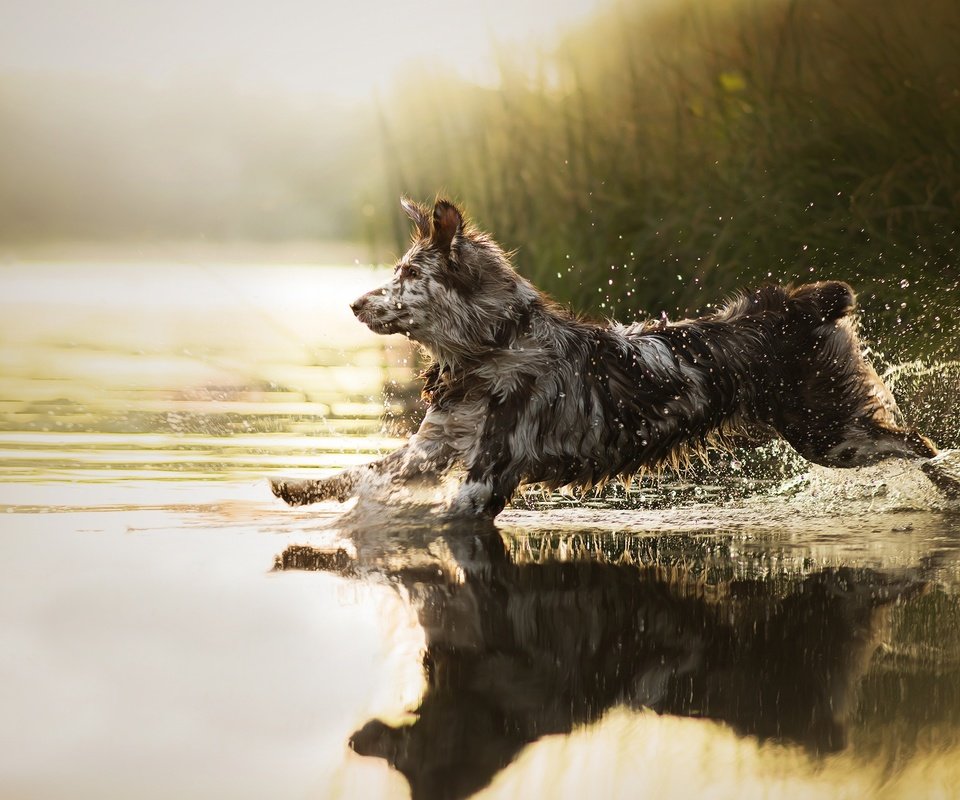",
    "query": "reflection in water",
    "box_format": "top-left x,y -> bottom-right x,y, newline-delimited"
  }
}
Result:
4,262 -> 960,798
277,525 -> 936,800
